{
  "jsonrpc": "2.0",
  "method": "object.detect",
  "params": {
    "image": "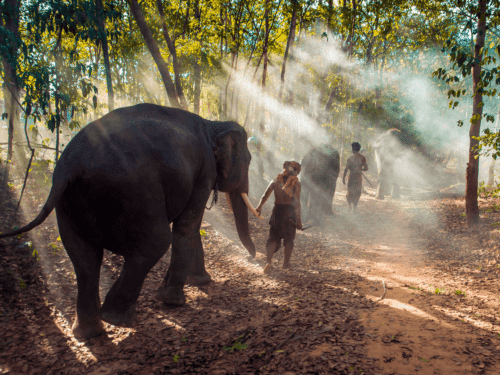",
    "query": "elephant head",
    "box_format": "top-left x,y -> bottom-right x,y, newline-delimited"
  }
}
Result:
212,124 -> 261,257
